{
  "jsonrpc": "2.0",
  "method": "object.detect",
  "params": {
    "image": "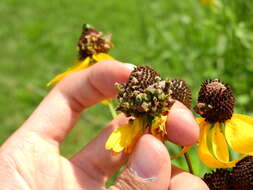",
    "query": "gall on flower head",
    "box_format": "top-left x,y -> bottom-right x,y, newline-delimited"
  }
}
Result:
77,24 -> 113,60
115,66 -> 175,118
194,79 -> 235,123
